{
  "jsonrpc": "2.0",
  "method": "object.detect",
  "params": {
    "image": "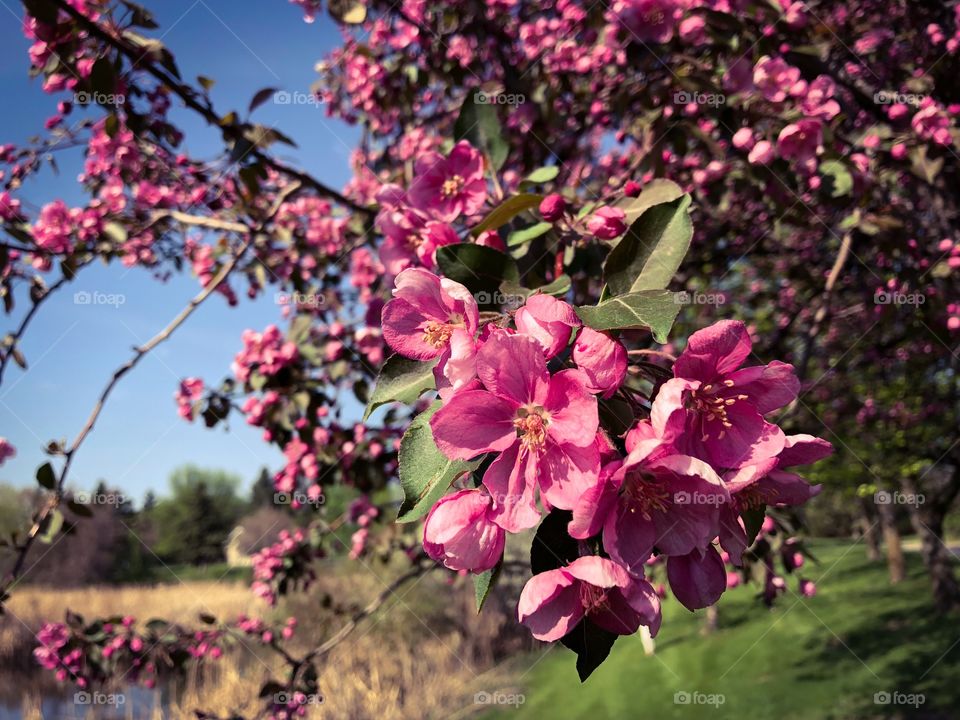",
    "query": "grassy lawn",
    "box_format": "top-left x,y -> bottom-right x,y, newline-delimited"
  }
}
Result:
486,539 -> 960,719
